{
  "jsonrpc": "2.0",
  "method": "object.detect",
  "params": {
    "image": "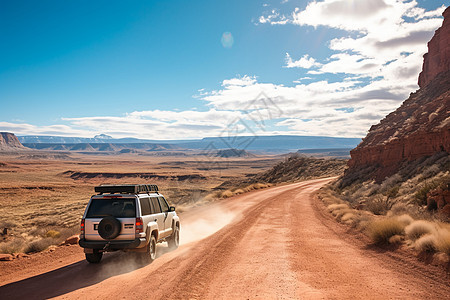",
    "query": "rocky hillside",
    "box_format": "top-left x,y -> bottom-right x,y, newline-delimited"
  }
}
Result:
255,154 -> 347,183
0,132 -> 26,150
346,7 -> 450,183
